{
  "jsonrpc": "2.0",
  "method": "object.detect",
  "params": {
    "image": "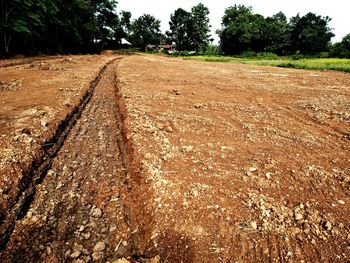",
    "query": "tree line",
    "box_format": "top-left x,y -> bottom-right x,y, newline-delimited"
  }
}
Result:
1,1 -> 350,57
217,5 -> 349,57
